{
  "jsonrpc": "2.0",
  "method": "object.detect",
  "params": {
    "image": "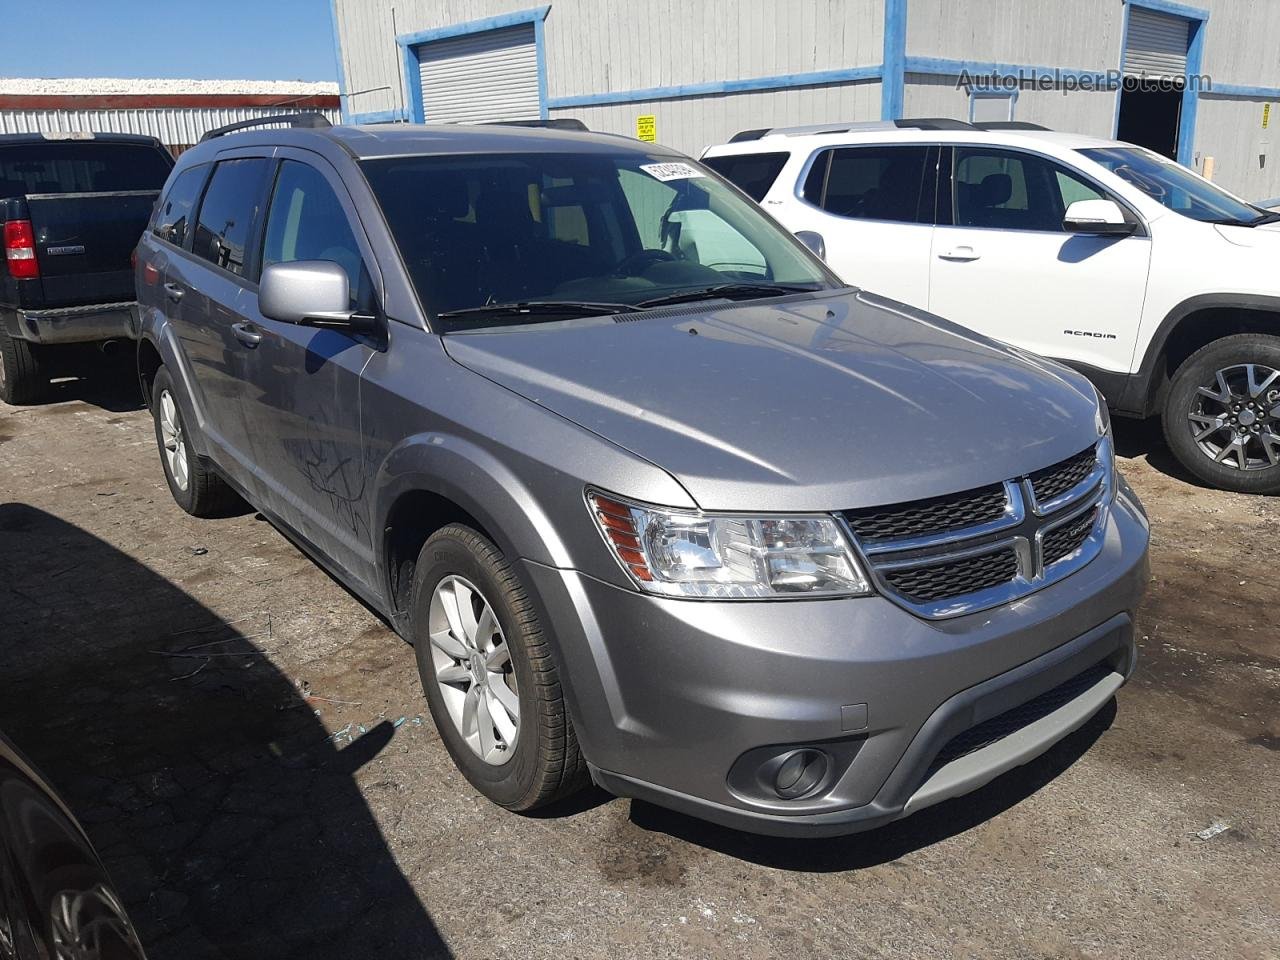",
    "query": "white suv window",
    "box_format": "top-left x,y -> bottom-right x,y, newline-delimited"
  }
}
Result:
801,146 -> 932,224
951,147 -> 1104,233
